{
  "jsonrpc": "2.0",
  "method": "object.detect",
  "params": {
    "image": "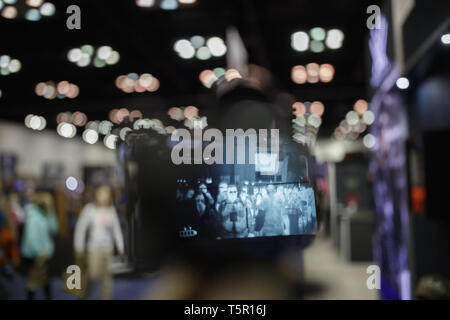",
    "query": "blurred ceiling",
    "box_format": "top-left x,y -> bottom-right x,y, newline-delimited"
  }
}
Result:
0,0 -> 382,137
